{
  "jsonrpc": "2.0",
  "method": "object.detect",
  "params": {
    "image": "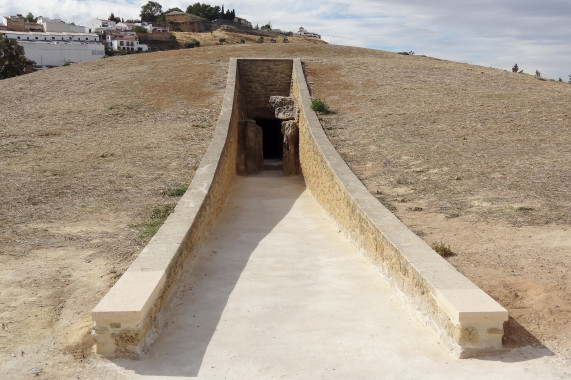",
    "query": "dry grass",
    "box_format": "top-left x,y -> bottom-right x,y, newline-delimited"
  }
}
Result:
0,41 -> 569,377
